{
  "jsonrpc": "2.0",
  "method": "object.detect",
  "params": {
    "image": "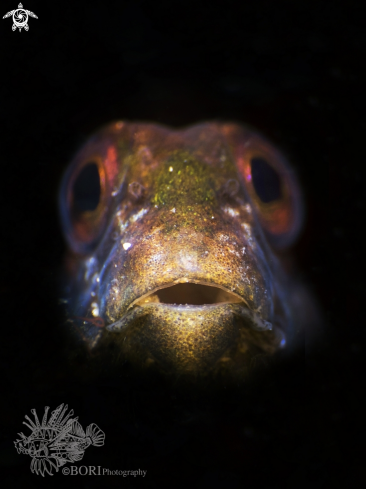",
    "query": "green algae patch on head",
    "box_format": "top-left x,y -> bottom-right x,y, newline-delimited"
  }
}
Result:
152,151 -> 217,208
